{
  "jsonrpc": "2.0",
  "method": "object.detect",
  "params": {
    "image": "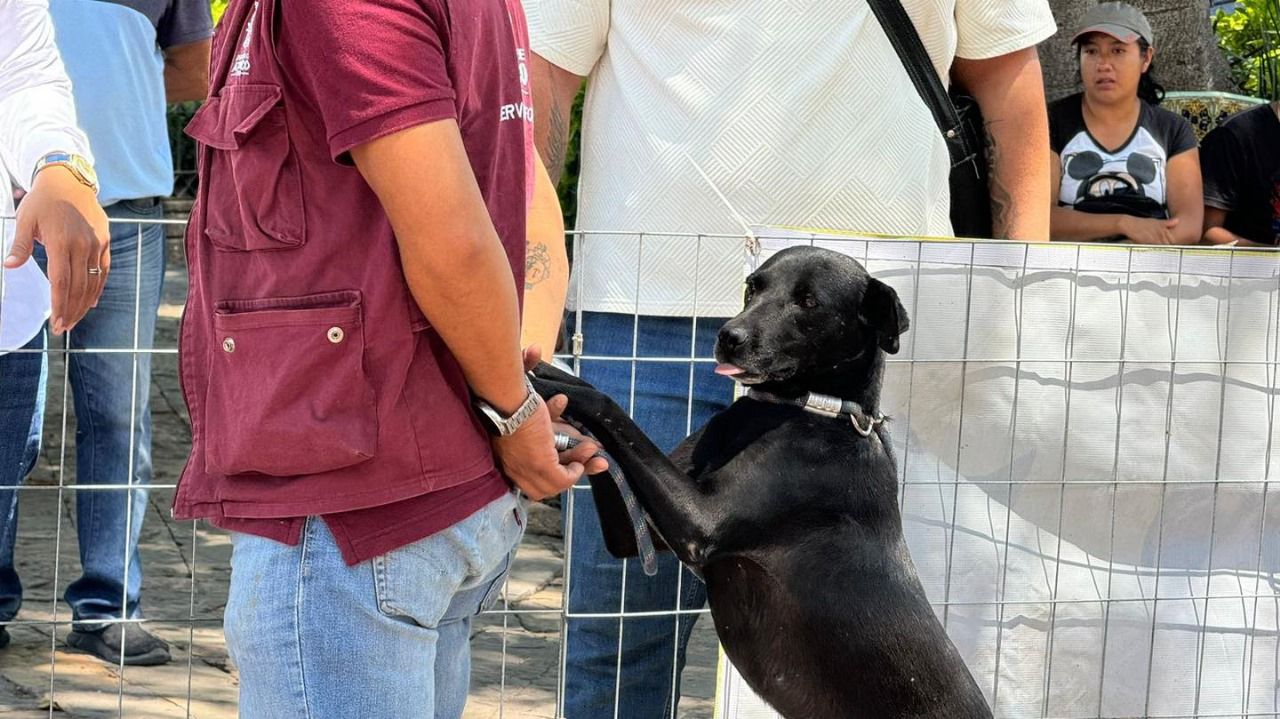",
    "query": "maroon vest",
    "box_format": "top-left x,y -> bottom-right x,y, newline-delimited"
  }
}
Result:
173,0 -> 529,526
